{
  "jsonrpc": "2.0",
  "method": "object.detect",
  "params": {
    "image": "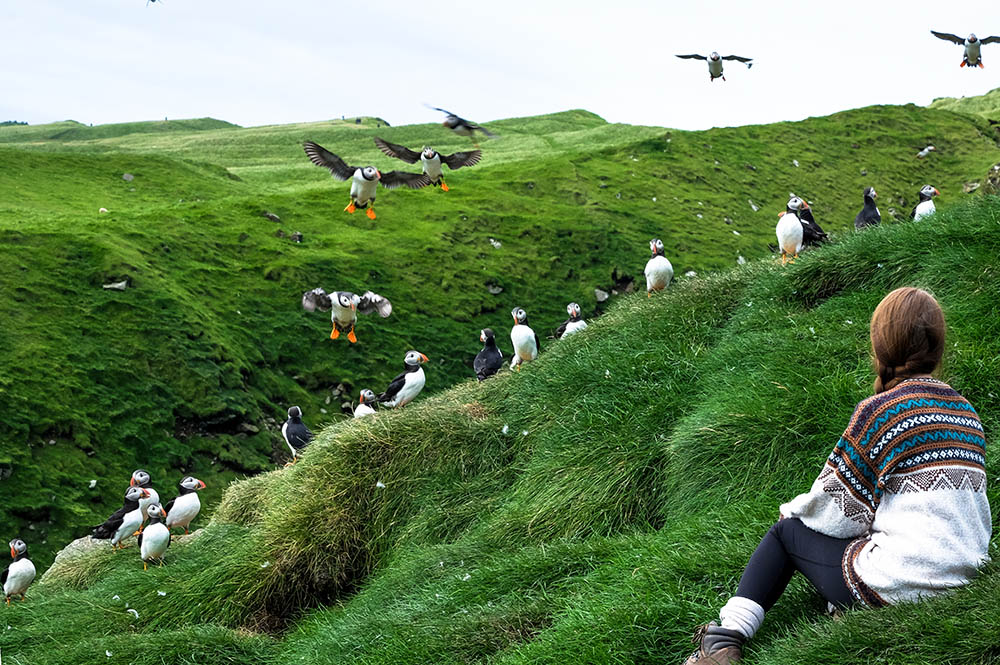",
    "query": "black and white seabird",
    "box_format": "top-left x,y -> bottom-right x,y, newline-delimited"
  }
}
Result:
474,328 -> 504,381
854,186 -> 881,230
3,539 -> 35,605
354,390 -> 377,418
931,31 -> 1000,68
374,138 -> 481,191
91,486 -> 150,549
675,51 -> 752,81
130,469 -> 159,525
281,406 -> 314,464
780,195 -> 827,247
554,303 -> 588,339
138,504 -> 170,570
301,288 -> 392,343
644,239 -> 674,296
378,350 -> 429,408
427,106 -> 497,145
509,308 -> 539,371
776,200 -> 804,266
912,185 -> 940,221
164,476 -> 206,536
303,141 -> 432,219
